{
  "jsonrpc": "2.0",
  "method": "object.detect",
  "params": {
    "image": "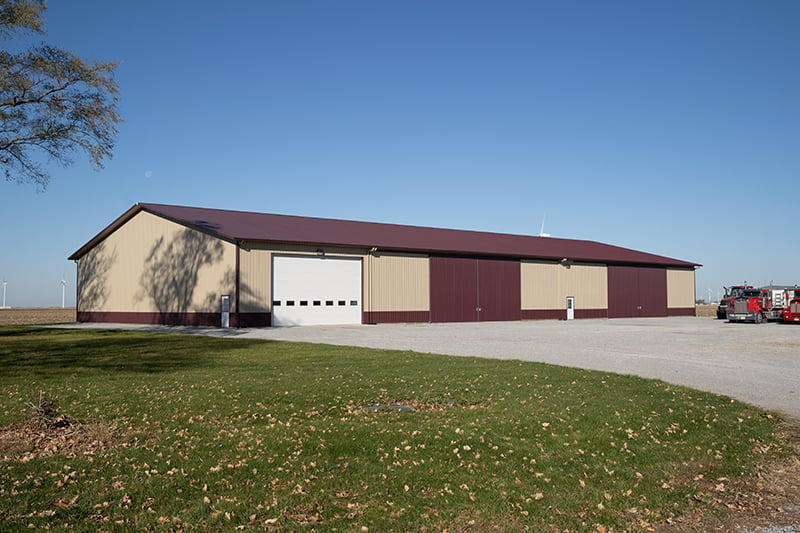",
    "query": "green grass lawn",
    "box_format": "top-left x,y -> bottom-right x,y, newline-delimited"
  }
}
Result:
0,326 -> 785,532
